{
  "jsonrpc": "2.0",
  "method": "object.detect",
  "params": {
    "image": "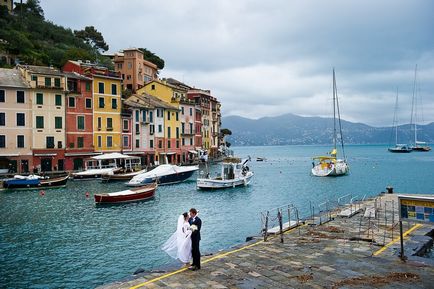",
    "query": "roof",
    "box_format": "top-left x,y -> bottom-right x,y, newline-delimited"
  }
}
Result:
63,71 -> 92,81
164,78 -> 192,90
124,94 -> 179,110
0,68 -> 31,88
19,65 -> 64,77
